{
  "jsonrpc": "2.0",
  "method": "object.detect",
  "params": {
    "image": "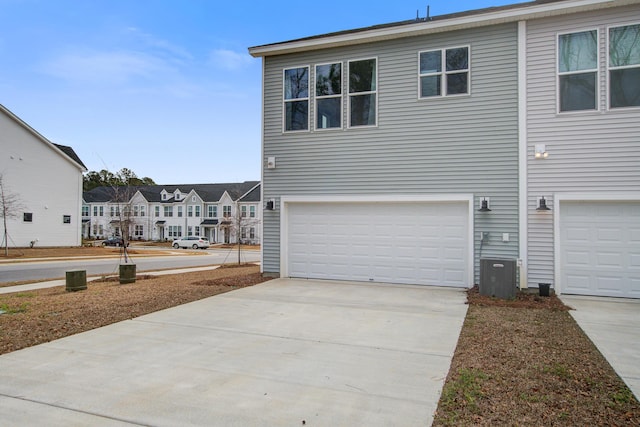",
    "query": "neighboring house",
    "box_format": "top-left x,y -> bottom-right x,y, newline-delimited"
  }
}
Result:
249,0 -> 640,298
0,104 -> 87,247
82,181 -> 261,244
